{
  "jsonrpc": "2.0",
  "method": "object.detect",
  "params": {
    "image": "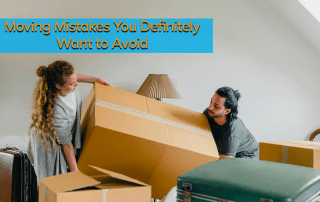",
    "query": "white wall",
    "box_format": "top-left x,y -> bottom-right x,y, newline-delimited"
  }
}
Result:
1,0 -> 320,143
